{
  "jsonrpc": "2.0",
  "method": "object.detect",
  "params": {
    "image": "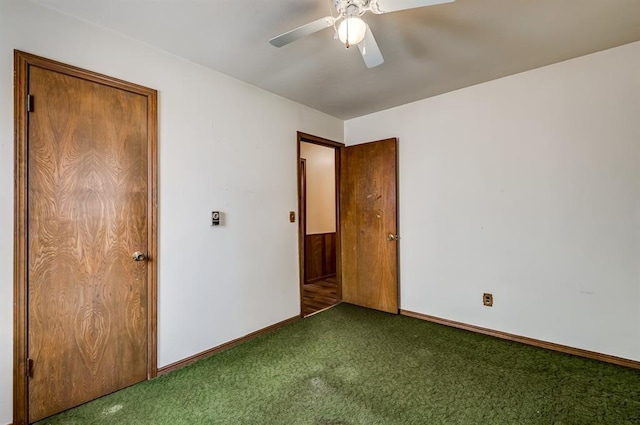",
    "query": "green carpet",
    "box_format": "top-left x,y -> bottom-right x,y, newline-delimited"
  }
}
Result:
37,304 -> 640,424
